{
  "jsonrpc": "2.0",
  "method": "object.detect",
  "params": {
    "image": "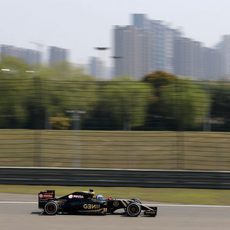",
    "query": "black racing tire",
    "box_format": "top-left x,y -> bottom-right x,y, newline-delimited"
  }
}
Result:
131,198 -> 141,204
44,201 -> 59,215
126,203 -> 141,217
